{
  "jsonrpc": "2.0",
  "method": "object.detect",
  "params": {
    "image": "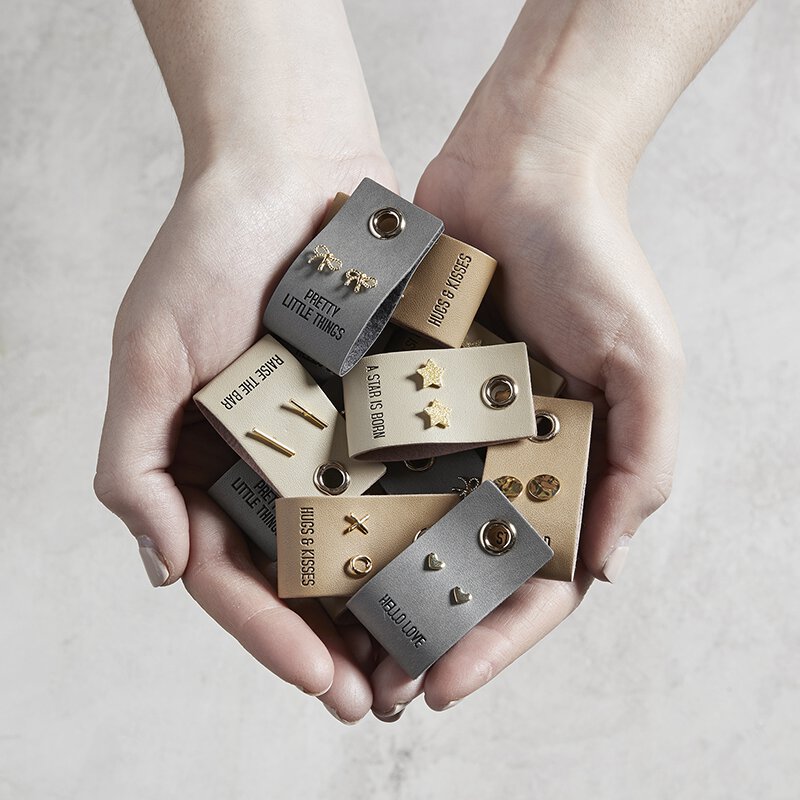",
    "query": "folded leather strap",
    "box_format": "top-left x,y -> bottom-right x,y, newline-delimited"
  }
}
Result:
209,460 -> 278,561
319,597 -> 355,624
392,235 -> 497,347
342,342 -> 536,462
462,321 -> 566,397
346,480 -> 553,678
262,179 -> 443,376
379,449 -> 485,495
482,395 -> 592,581
323,192 -> 497,349
275,494 -> 458,598
194,335 -> 385,497
384,325 -> 440,353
